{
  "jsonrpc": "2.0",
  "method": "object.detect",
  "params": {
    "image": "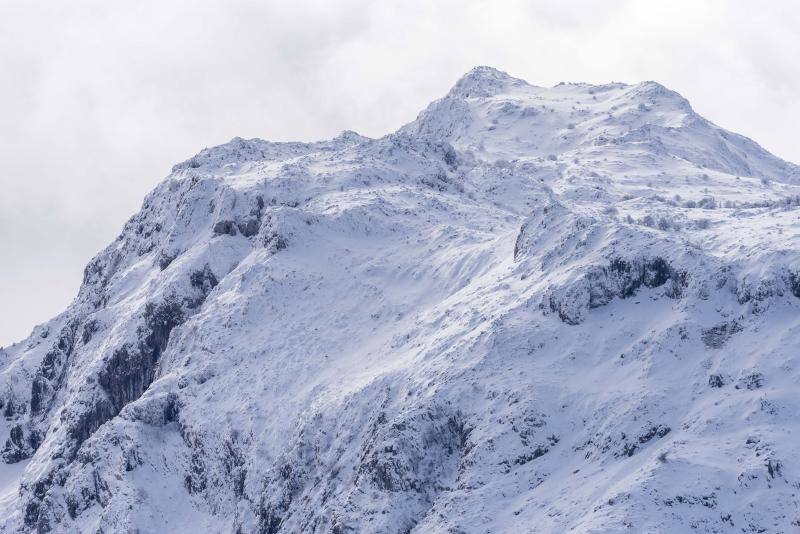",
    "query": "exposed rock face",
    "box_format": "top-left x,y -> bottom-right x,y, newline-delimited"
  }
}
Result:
97,301 -> 185,414
2,67 -> 800,533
